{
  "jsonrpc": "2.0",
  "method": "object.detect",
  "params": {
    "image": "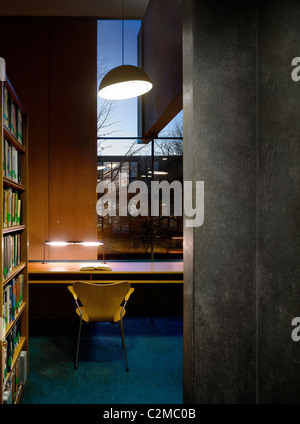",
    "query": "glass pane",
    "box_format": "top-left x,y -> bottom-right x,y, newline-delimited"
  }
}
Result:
97,19 -> 183,260
97,20 -> 141,139
152,110 -> 183,259
97,138 -> 152,259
